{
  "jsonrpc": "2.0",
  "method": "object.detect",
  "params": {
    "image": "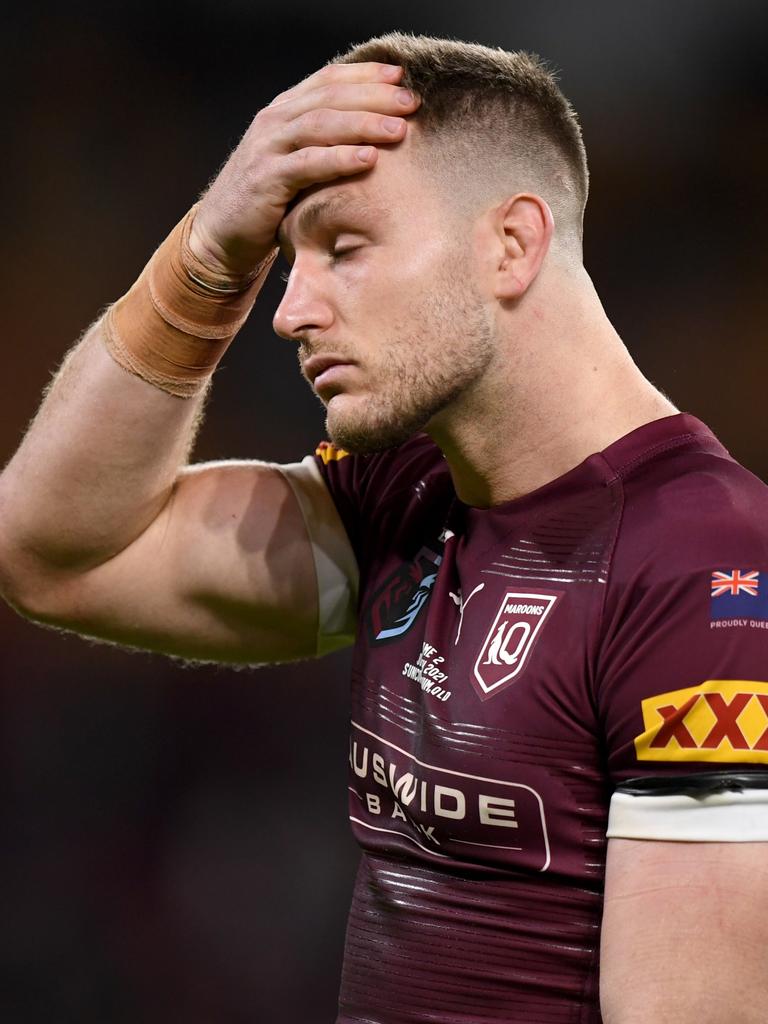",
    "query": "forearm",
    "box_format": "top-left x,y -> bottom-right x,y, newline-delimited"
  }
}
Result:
0,197 -> 272,595
0,61 -> 416,623
0,320 -> 206,582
